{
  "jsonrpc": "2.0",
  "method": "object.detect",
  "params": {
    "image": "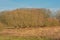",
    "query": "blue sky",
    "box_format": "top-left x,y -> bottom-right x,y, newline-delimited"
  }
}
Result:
0,0 -> 60,11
